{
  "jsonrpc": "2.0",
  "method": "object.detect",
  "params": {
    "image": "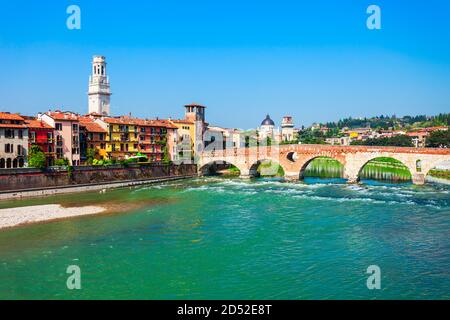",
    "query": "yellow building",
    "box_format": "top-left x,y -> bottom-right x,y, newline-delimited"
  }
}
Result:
169,103 -> 207,162
95,117 -> 140,160
169,119 -> 195,162
79,117 -> 108,161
